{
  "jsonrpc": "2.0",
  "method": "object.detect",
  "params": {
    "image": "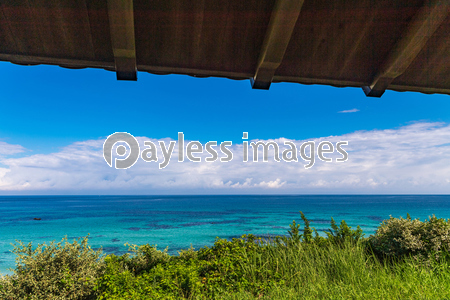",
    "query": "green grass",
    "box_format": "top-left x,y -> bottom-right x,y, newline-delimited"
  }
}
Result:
2,213 -> 450,299
92,237 -> 450,299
